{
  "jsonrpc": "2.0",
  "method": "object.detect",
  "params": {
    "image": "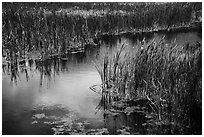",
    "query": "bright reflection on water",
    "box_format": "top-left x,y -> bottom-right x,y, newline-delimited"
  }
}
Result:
2,31 -> 201,135
2,50 -> 104,134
